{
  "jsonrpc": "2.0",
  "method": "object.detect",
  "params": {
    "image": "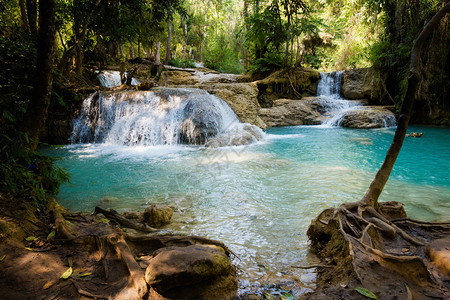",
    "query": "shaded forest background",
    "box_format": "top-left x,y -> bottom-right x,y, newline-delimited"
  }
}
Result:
0,0 -> 449,206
